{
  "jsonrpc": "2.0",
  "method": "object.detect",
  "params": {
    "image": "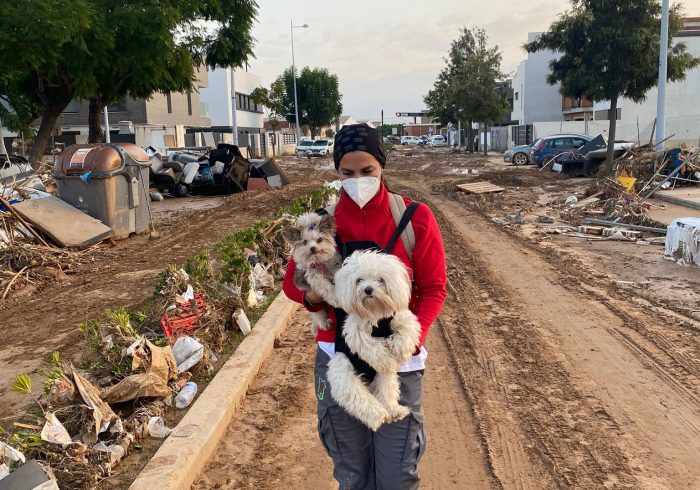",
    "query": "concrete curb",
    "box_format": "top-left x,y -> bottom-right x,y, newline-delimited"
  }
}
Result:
129,293 -> 300,490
